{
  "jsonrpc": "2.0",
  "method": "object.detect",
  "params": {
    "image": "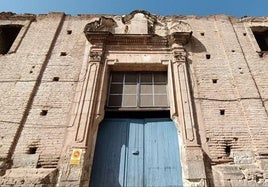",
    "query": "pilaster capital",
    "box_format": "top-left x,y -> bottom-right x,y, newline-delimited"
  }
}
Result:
89,46 -> 104,62
84,30 -> 109,63
172,47 -> 187,63
168,30 -> 192,64
173,50 -> 187,63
